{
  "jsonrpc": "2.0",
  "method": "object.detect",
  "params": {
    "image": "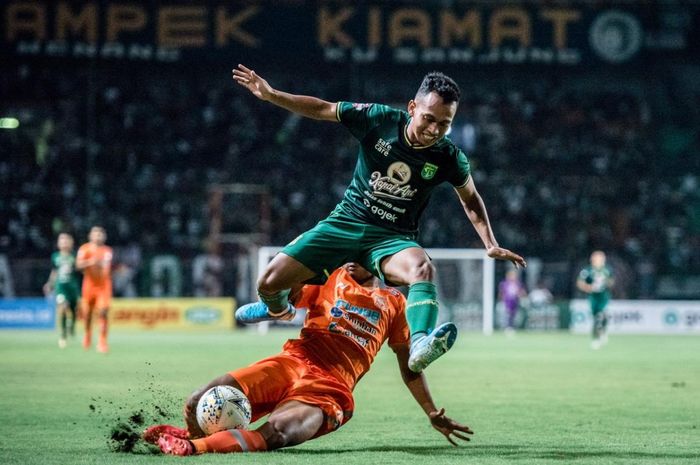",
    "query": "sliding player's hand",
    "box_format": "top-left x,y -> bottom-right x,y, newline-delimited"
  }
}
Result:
487,246 -> 527,269
429,408 -> 474,446
232,64 -> 273,101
